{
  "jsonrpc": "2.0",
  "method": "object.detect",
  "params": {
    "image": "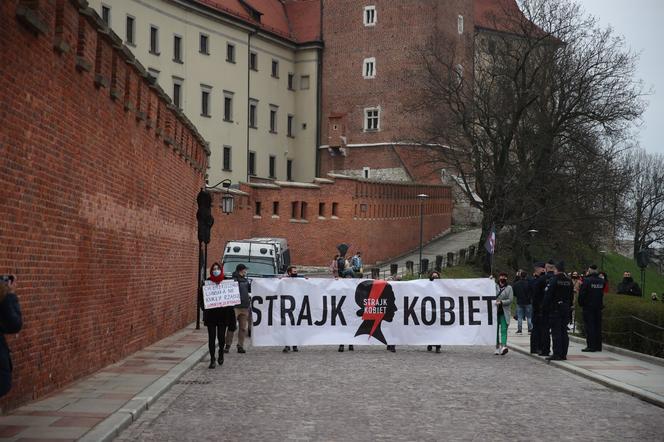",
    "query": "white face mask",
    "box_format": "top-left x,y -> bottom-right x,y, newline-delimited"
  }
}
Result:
212,269 -> 221,277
